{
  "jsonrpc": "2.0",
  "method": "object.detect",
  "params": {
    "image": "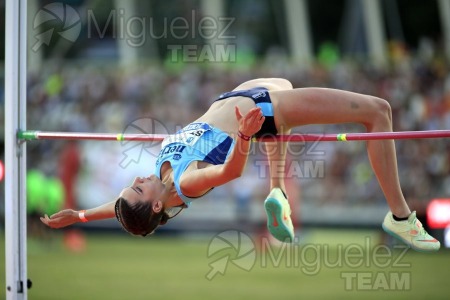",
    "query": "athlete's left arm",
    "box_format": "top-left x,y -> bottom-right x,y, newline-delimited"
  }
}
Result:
180,107 -> 264,195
